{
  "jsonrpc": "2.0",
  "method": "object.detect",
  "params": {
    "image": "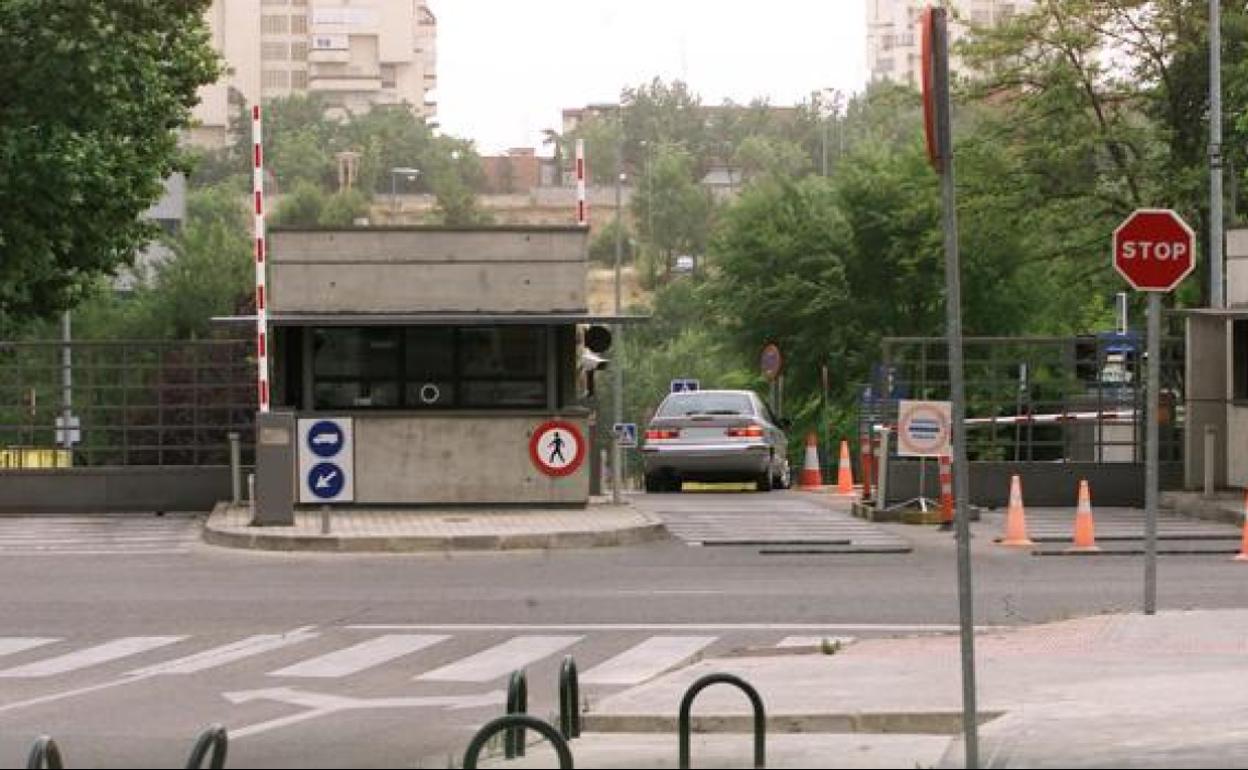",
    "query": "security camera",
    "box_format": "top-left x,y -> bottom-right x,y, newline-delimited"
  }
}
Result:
580,350 -> 610,371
